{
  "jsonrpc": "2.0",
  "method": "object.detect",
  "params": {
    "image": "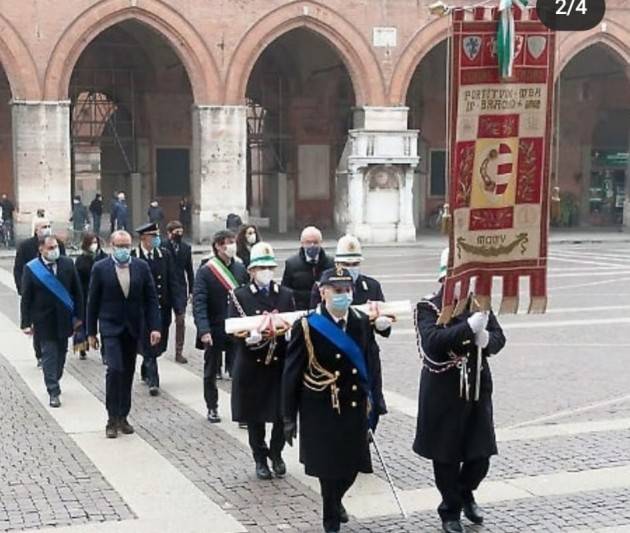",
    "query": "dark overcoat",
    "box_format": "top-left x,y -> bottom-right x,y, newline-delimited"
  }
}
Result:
192,258 -> 248,351
20,256 -> 83,340
281,248 -> 334,310
413,290 -> 506,463
163,239 -> 194,304
228,281 -> 295,423
283,306 -> 378,479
